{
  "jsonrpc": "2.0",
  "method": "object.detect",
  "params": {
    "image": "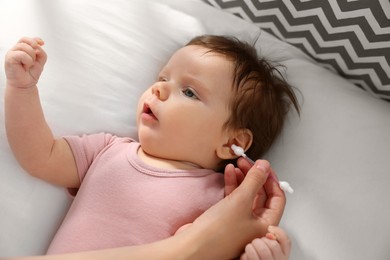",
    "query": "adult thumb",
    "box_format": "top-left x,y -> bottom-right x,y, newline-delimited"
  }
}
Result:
236,160 -> 270,199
